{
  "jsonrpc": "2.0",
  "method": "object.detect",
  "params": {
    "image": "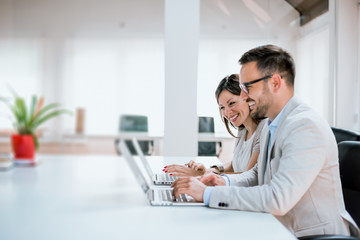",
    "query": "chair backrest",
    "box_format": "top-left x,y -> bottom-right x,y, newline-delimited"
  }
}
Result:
338,141 -> 360,227
119,115 -> 148,132
198,116 -> 215,133
198,116 -> 217,156
298,234 -> 360,240
119,114 -> 151,155
331,127 -> 360,144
